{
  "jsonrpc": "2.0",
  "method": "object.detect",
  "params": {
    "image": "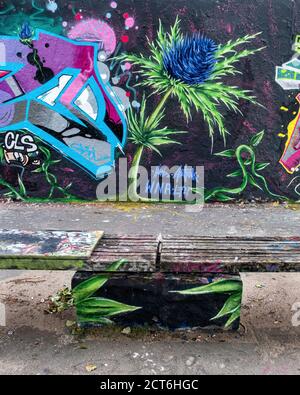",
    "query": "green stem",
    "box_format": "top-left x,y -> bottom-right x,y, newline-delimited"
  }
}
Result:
205,145 -> 250,201
0,4 -> 15,15
0,179 -> 25,201
32,0 -> 44,18
146,90 -> 172,128
127,91 -> 172,201
251,165 -> 287,201
39,146 -> 75,200
128,146 -> 144,201
245,145 -> 287,201
205,144 -> 288,202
